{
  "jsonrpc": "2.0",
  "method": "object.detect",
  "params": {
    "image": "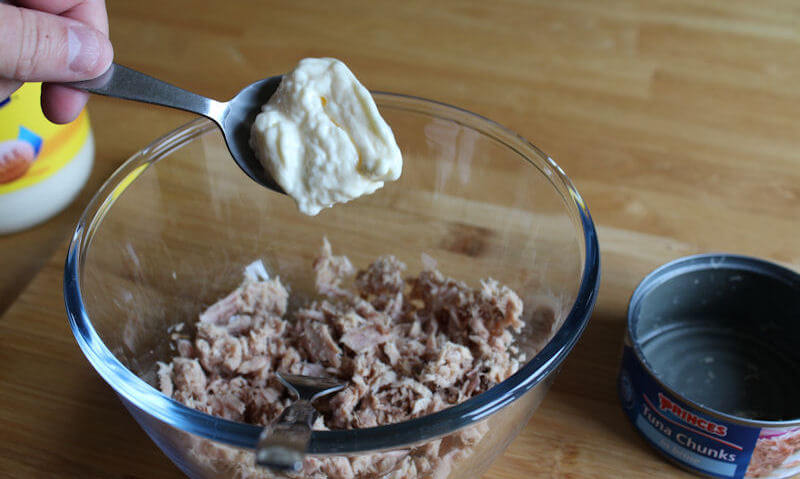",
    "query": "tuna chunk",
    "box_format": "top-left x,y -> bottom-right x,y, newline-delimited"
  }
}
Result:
421,341 -> 473,389
356,255 -> 406,310
340,325 -> 389,354
314,237 -> 355,296
300,322 -> 342,368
